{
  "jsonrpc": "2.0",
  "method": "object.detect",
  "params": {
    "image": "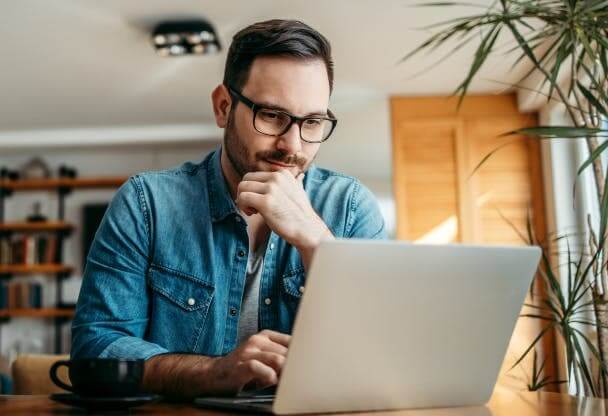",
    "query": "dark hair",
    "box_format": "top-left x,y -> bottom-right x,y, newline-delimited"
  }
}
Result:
223,19 -> 334,93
